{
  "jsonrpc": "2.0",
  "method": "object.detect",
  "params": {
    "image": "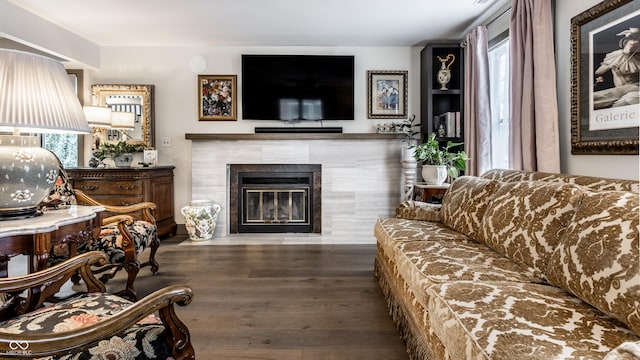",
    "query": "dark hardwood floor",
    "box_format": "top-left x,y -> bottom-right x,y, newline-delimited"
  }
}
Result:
106,236 -> 409,359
